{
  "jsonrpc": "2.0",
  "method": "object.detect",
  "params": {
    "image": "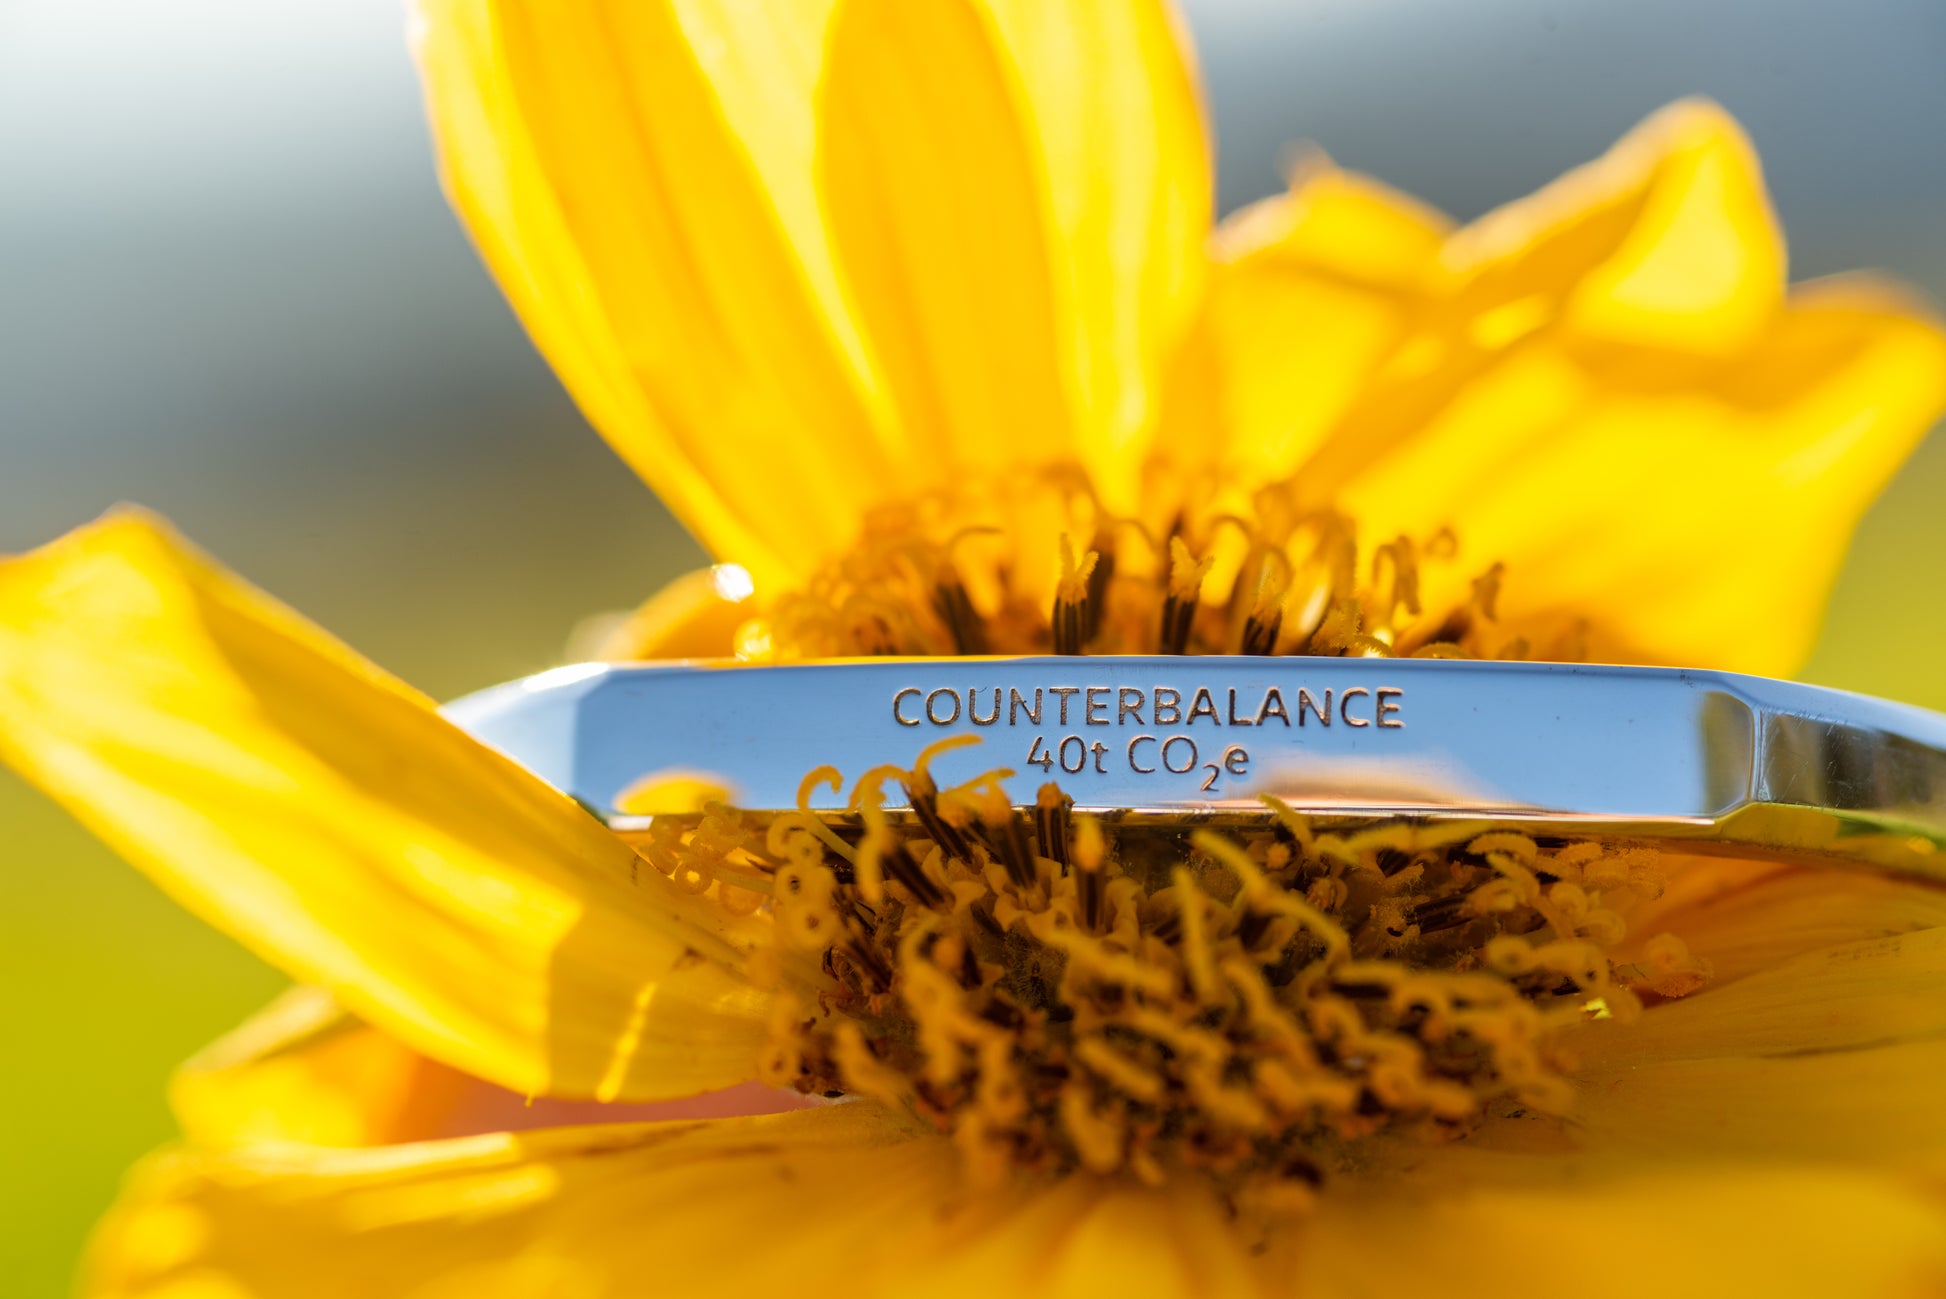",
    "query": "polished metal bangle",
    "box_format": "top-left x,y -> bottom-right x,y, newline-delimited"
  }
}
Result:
445,657 -> 1946,879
